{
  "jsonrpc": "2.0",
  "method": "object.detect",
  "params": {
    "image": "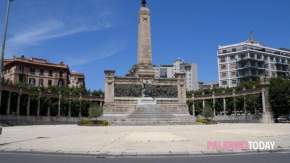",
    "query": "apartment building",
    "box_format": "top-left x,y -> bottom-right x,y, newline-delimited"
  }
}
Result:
198,81 -> 219,90
153,58 -> 199,91
69,71 -> 85,88
218,32 -> 290,88
2,55 -> 70,87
